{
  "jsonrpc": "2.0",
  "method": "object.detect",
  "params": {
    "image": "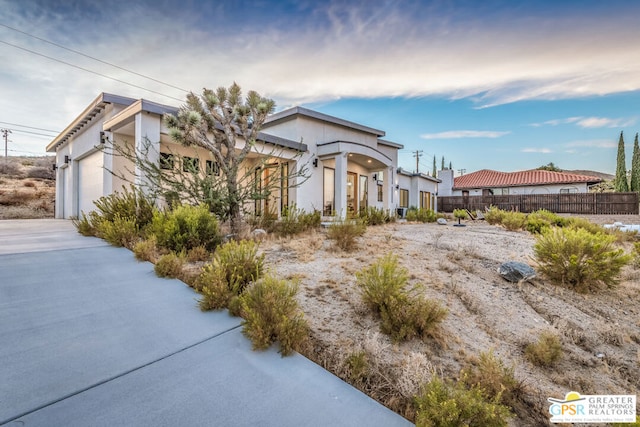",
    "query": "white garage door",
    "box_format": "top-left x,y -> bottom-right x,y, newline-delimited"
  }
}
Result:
77,151 -> 104,215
